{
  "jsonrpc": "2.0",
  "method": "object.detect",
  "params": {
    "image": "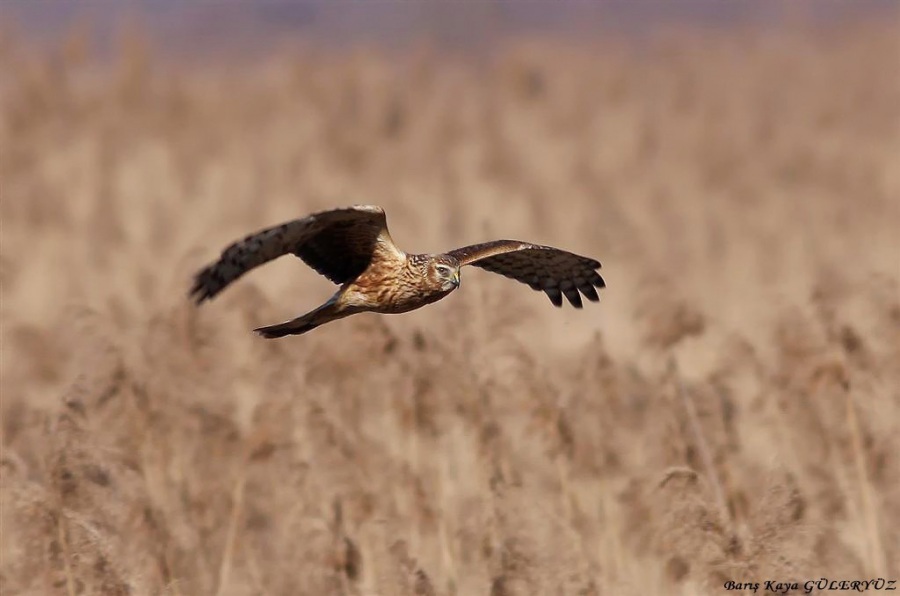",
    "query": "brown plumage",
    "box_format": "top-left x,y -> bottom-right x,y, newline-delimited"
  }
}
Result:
190,205 -> 605,337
